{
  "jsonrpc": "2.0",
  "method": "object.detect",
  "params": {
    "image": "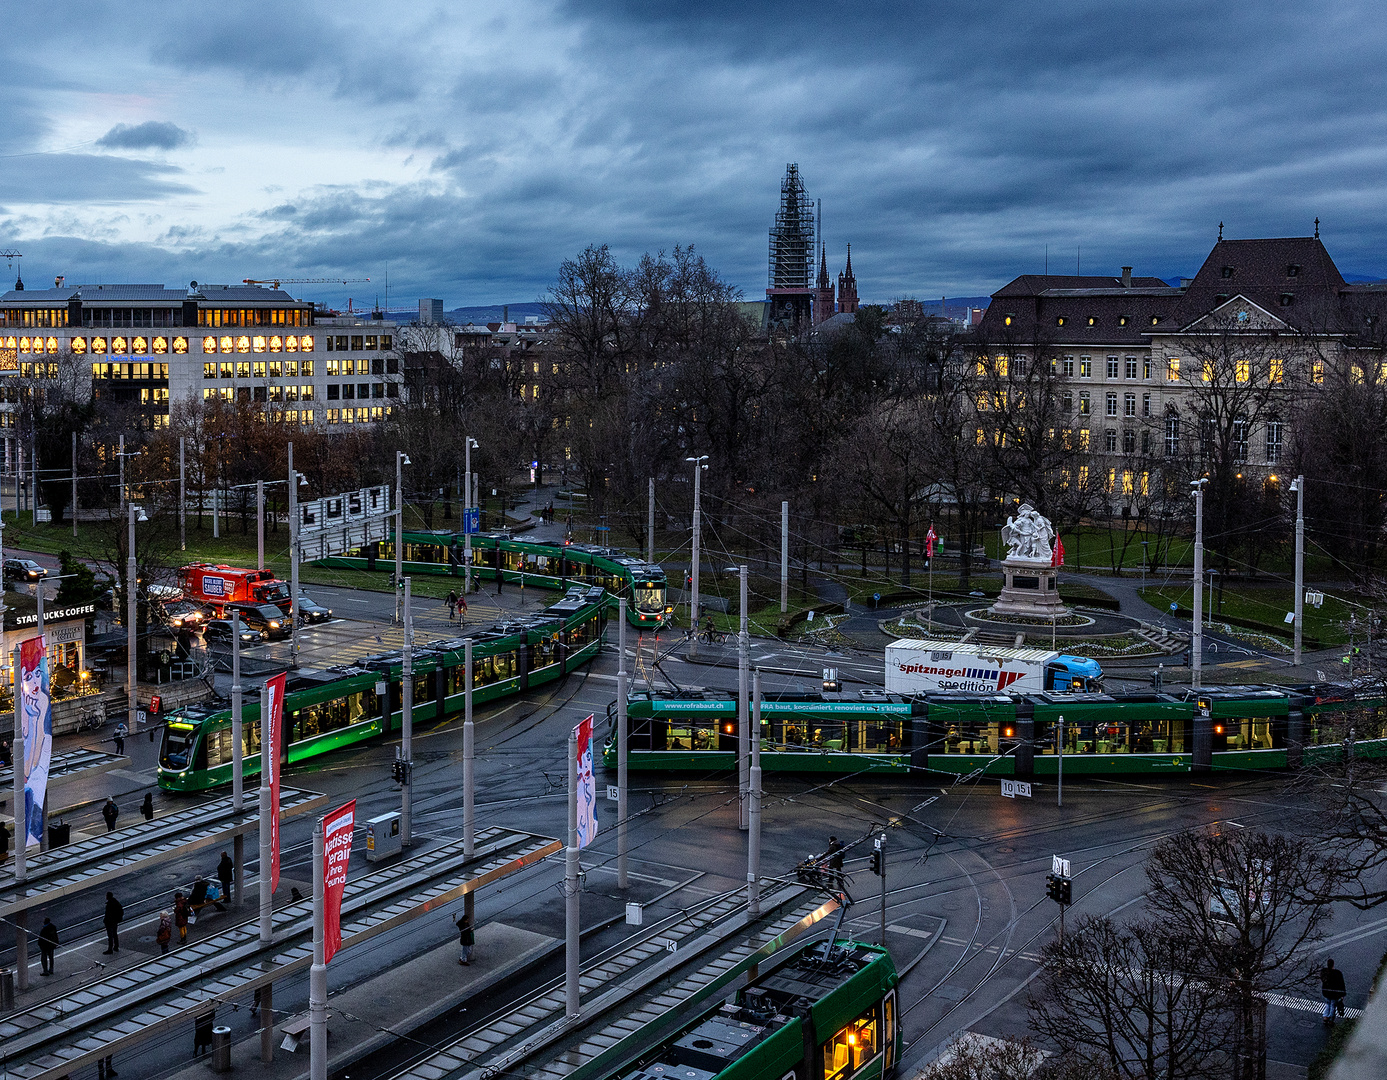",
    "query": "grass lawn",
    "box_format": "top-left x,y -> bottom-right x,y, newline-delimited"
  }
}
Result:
1139,582 -> 1356,644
